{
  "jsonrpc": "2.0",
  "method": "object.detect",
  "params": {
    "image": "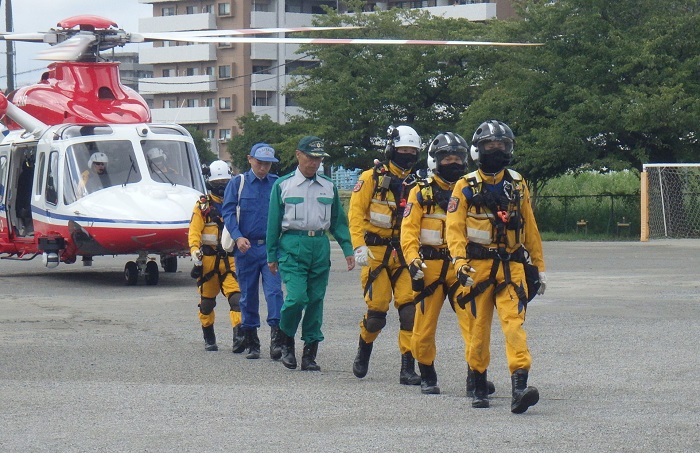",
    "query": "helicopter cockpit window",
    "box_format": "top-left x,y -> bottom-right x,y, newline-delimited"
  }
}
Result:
64,140 -> 142,203
143,140 -> 204,192
45,151 -> 59,205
